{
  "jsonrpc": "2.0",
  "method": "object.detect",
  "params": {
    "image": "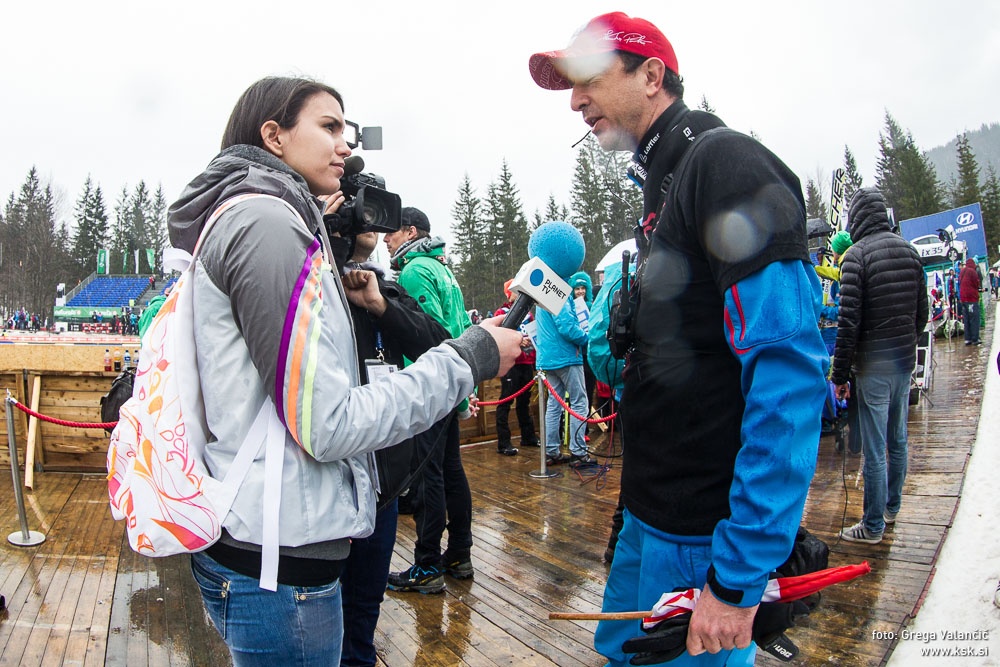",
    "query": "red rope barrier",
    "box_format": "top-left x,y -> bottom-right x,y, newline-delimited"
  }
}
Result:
542,378 -> 618,423
477,378 -> 536,406
10,399 -> 117,429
